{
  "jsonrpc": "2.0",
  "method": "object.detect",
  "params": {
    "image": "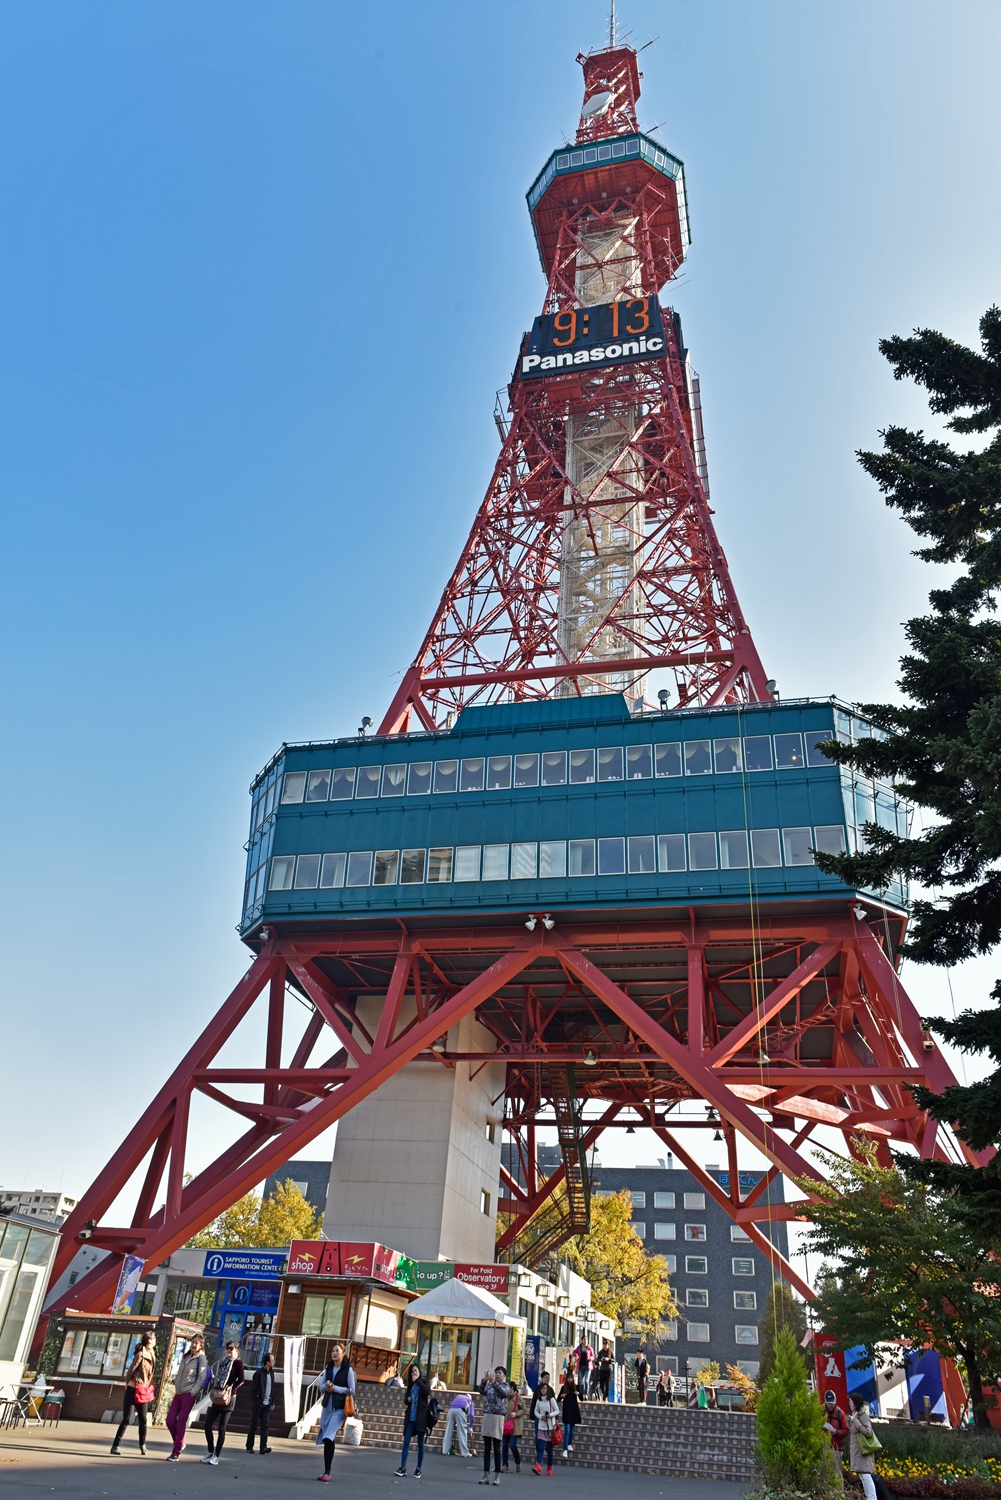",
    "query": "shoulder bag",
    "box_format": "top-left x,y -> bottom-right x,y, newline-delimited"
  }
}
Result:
134,1381 -> 155,1405
857,1429 -> 882,1455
